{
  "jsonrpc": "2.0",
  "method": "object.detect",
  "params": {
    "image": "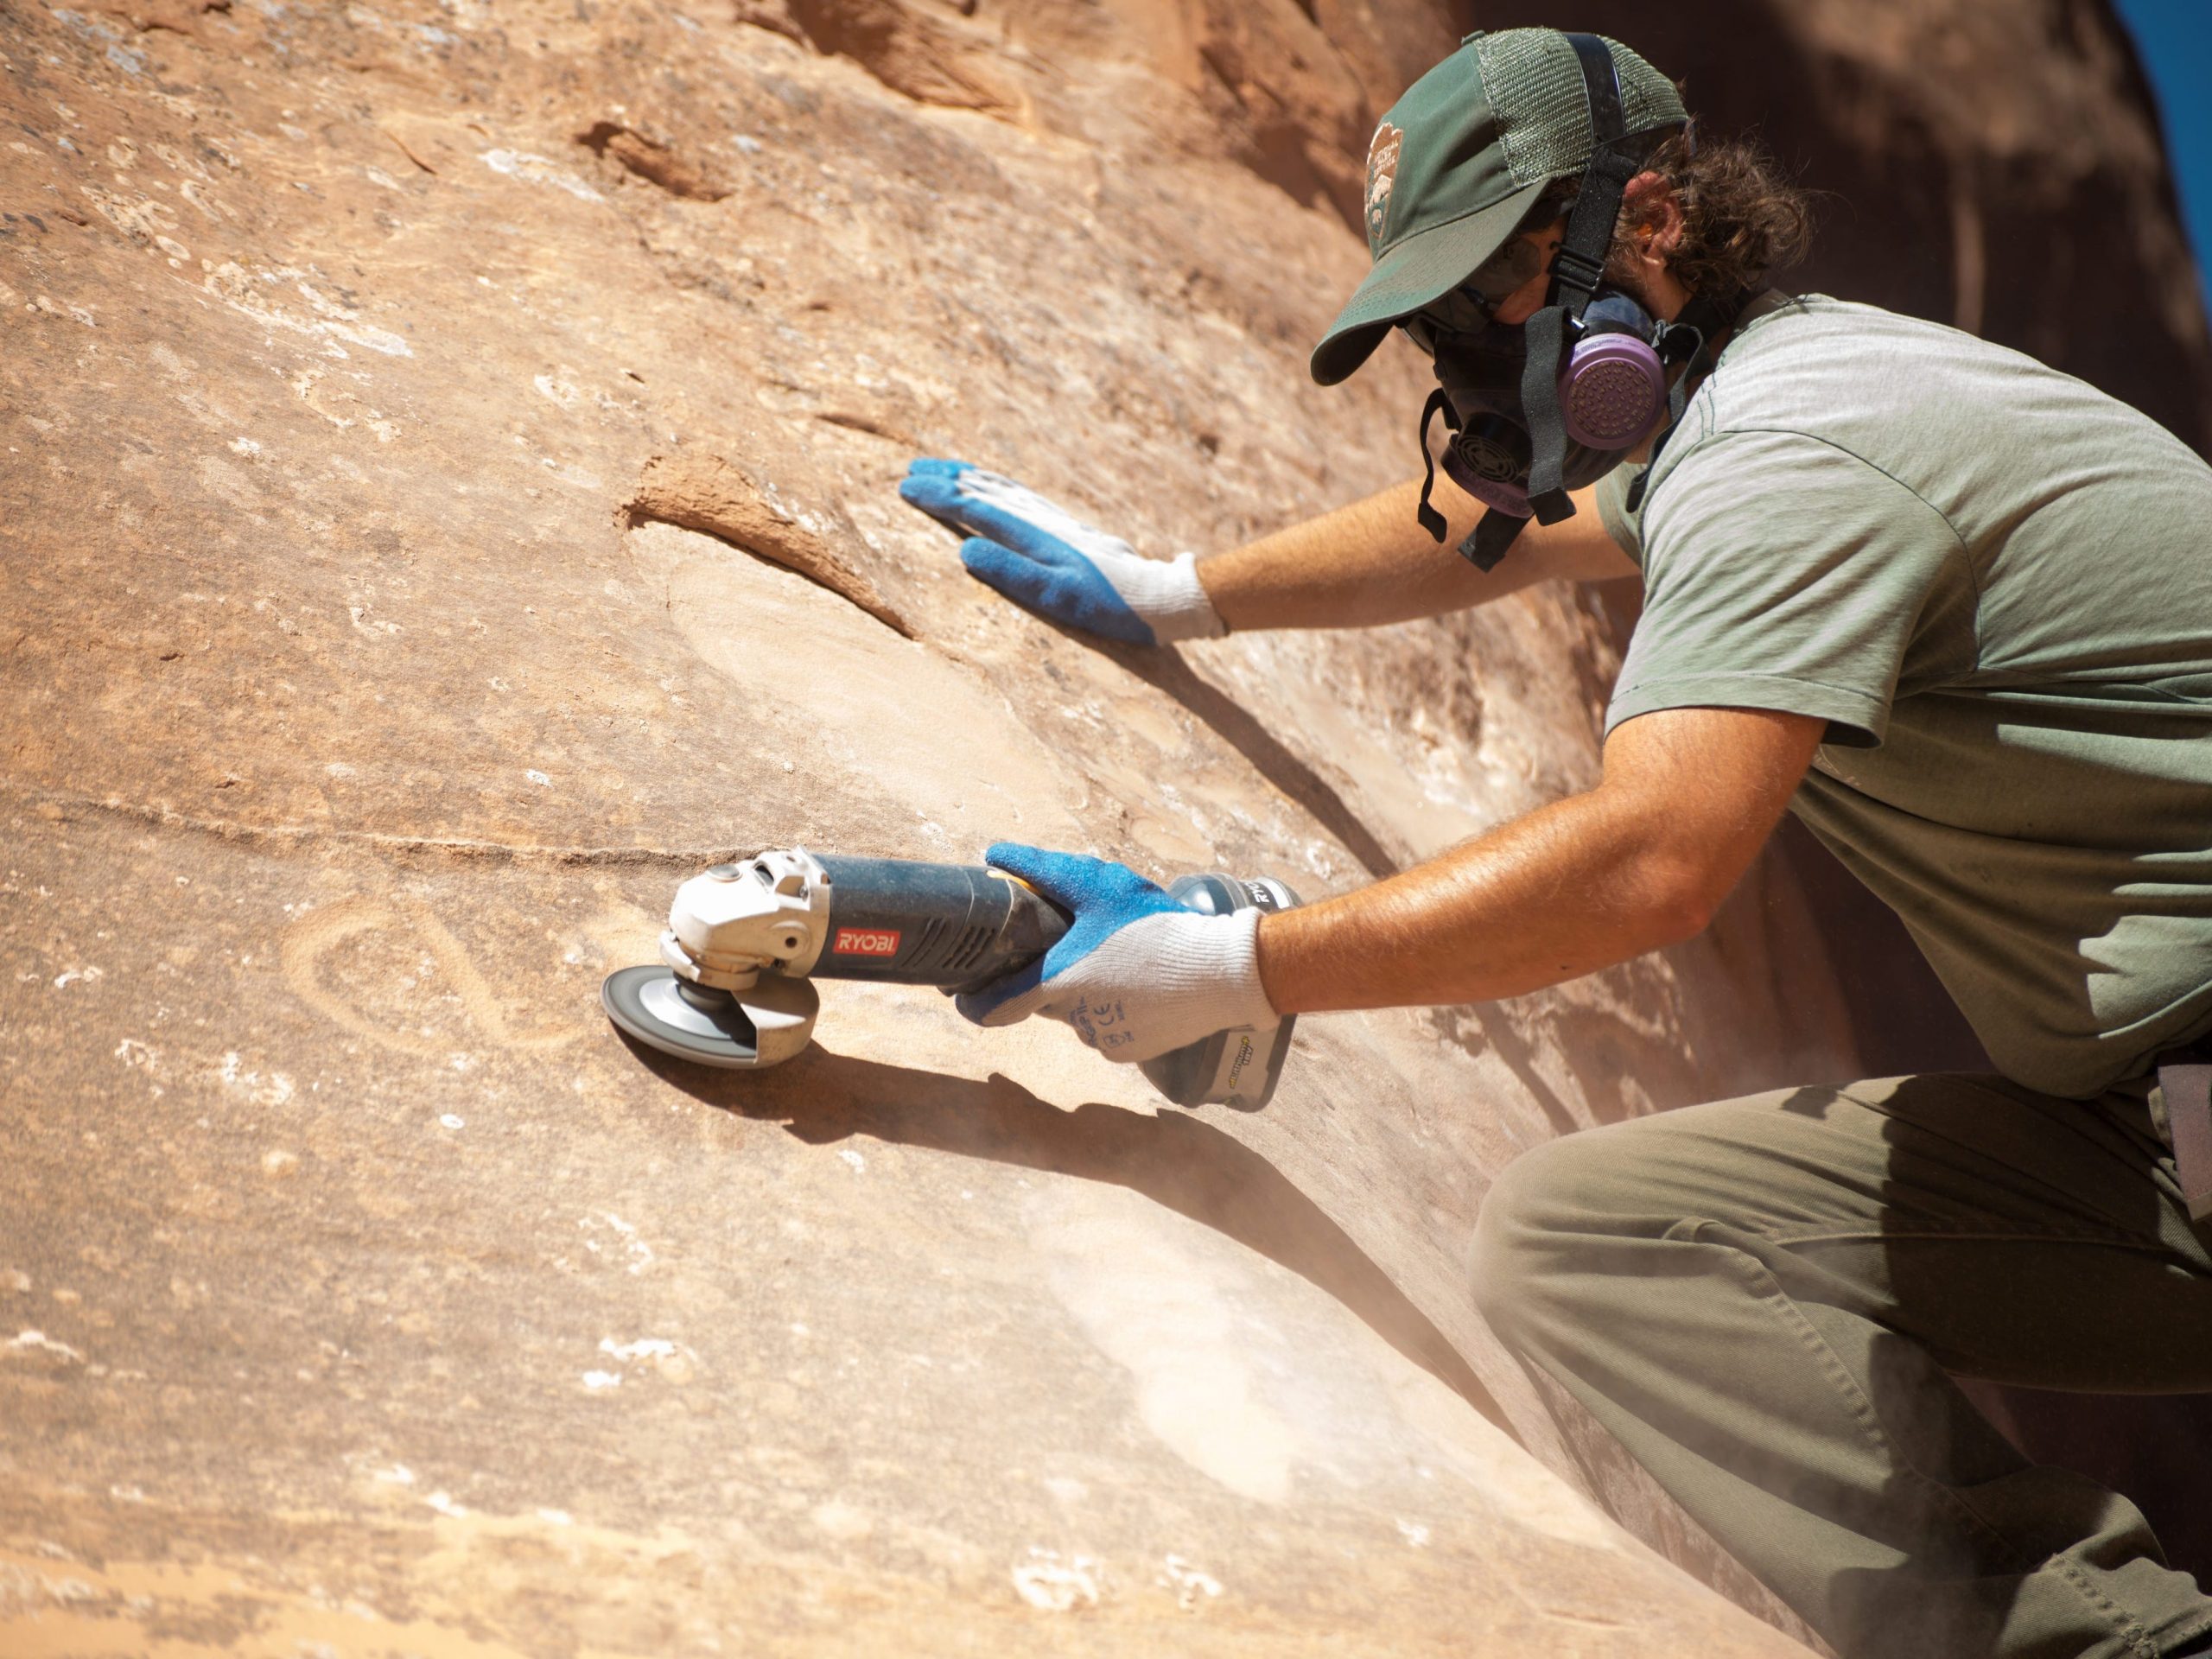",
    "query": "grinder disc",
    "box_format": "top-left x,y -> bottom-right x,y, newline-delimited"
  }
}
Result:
601,966 -> 818,1069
